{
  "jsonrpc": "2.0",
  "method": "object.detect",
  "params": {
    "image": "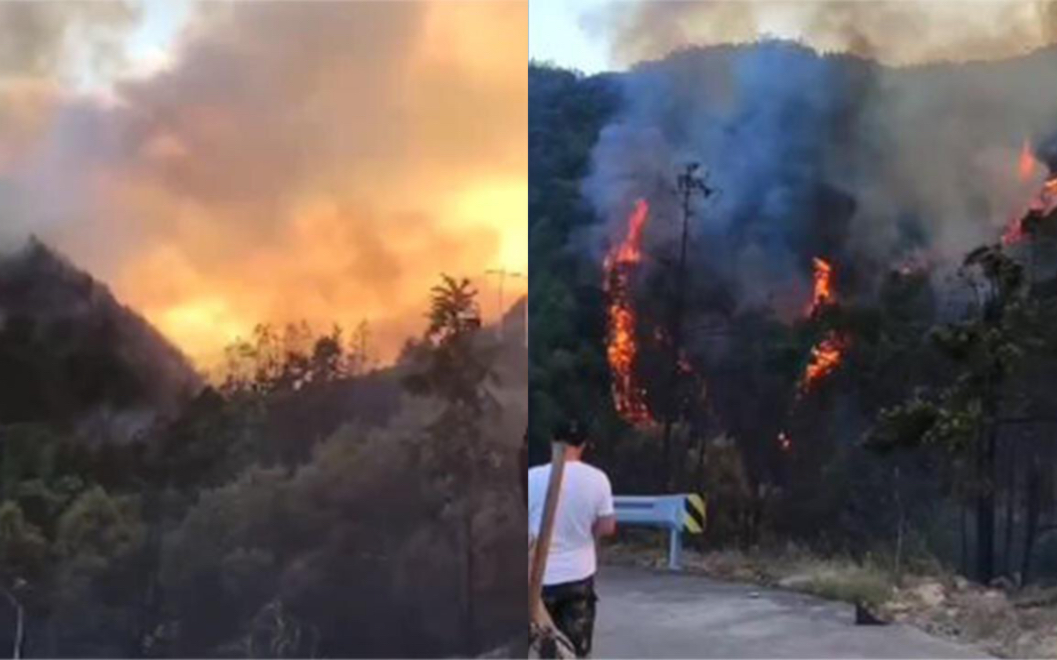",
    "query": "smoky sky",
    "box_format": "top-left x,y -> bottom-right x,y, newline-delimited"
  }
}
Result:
591,1 -> 1057,68
583,40 -> 1057,318
0,1 -> 139,79
1,1 -> 527,369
